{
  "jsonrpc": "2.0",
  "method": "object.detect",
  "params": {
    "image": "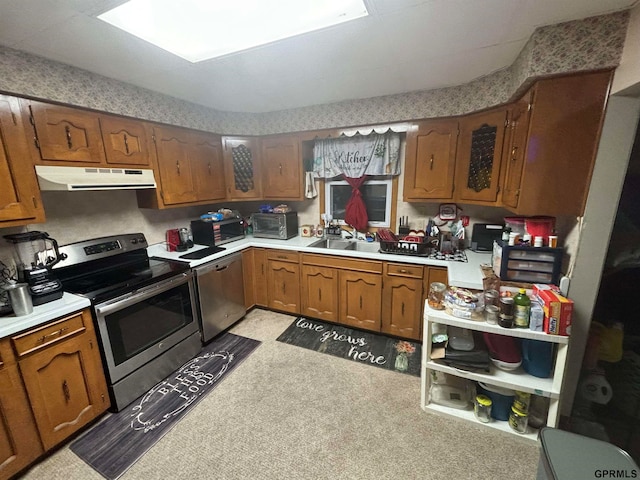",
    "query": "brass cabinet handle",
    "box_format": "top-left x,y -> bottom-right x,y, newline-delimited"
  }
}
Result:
124,133 -> 130,154
511,146 -> 518,161
65,125 -> 72,149
319,289 -> 322,302
279,163 -> 283,175
40,327 -> 68,343
176,160 -> 180,175
360,296 -> 363,309
402,302 -> 405,316
208,162 -> 212,175
430,154 -> 434,170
